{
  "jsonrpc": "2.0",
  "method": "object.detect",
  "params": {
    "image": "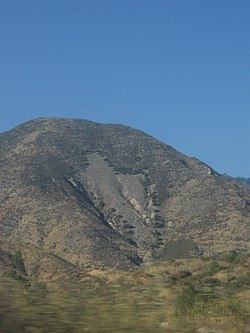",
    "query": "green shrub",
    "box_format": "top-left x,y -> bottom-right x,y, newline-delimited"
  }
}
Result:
5,269 -> 26,282
232,274 -> 250,289
154,221 -> 164,228
207,261 -> 221,274
11,251 -> 25,272
176,285 -> 217,317
176,285 -> 197,315
218,250 -> 241,262
123,224 -> 134,229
